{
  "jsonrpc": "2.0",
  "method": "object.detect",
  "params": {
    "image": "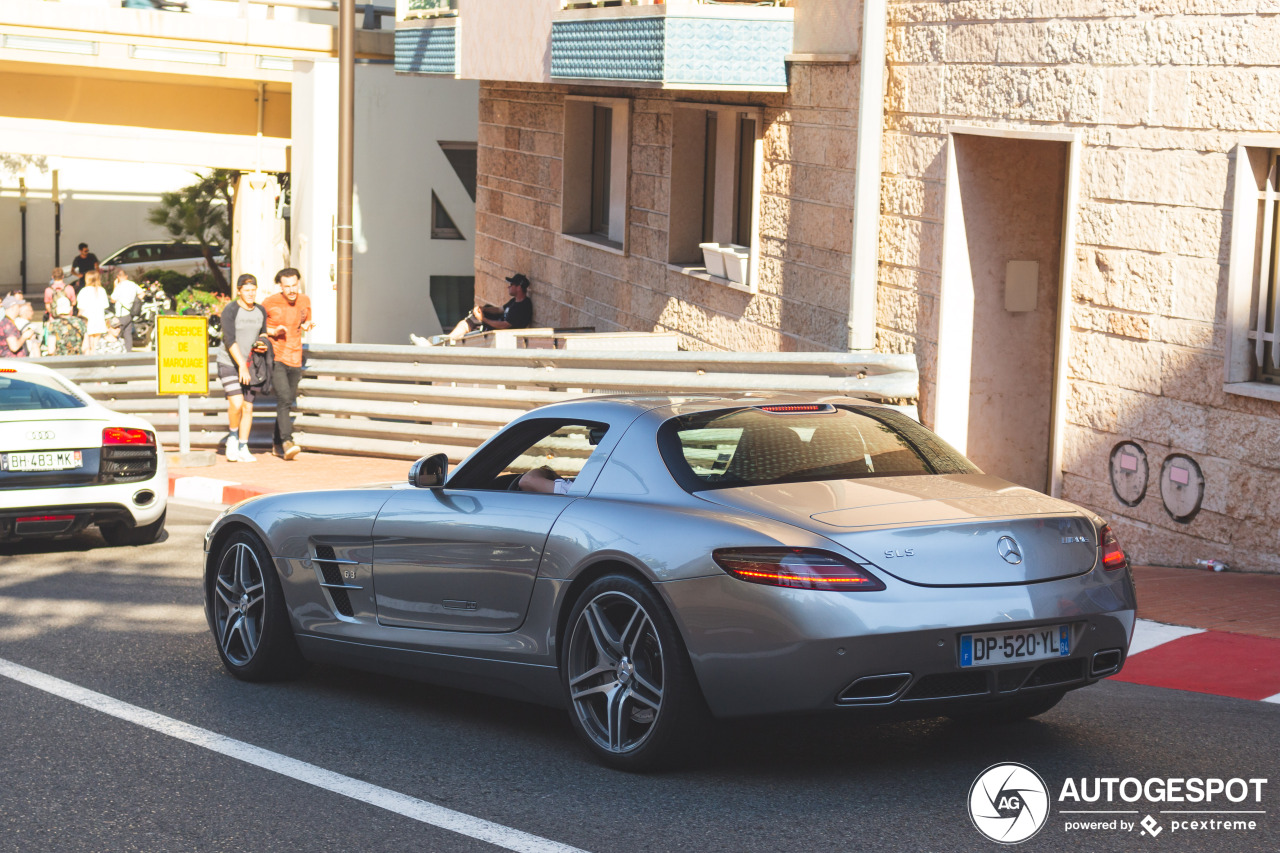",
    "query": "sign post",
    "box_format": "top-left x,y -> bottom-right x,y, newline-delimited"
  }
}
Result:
156,315 -> 215,467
